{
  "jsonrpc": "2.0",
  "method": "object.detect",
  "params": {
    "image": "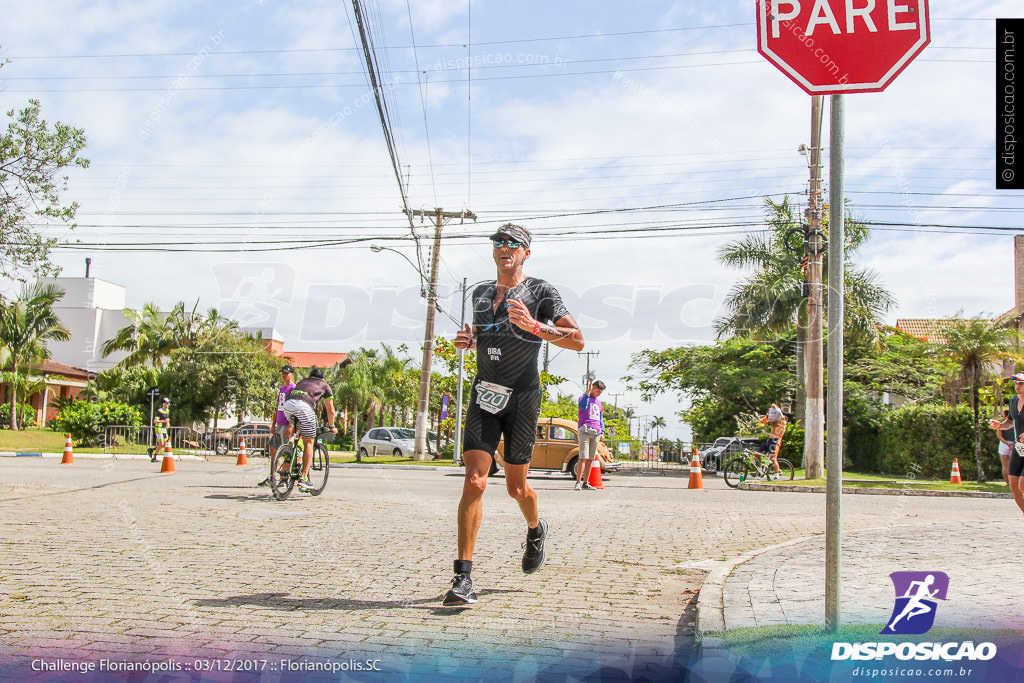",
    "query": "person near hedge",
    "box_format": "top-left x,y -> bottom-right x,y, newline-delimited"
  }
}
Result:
991,408 -> 1013,486
1005,373 -> 1024,516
